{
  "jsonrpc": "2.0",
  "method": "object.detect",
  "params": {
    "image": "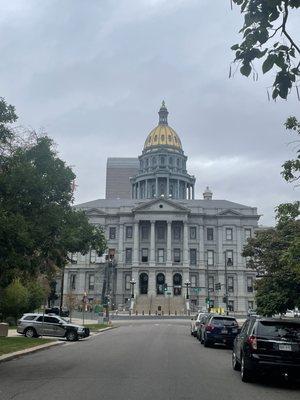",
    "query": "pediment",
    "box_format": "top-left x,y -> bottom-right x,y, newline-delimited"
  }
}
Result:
84,208 -> 108,217
216,209 -> 243,217
133,198 -> 189,214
